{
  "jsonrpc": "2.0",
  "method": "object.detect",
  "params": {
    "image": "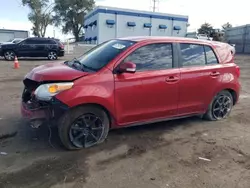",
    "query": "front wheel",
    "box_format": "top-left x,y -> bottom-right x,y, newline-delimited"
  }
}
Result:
48,51 -> 58,60
4,50 -> 15,61
58,105 -> 110,150
203,90 -> 233,121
